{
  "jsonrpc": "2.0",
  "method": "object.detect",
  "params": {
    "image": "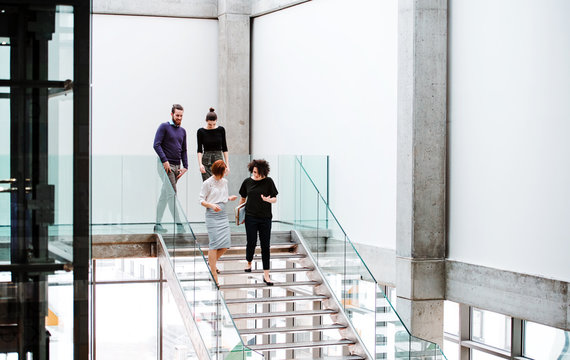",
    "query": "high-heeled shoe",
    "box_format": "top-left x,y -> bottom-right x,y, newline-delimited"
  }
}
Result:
263,278 -> 274,286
